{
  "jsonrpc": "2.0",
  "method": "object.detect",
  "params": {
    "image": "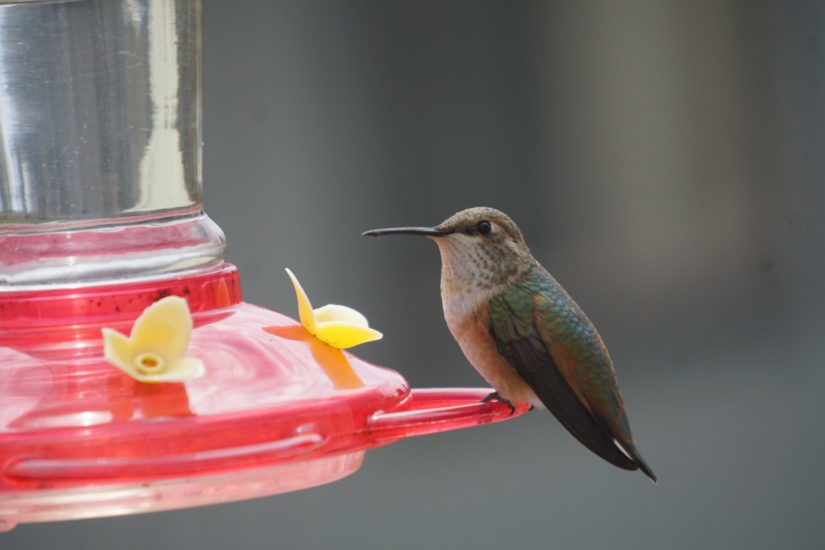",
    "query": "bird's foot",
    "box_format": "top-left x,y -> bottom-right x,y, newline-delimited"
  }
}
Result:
481,391 -> 516,414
